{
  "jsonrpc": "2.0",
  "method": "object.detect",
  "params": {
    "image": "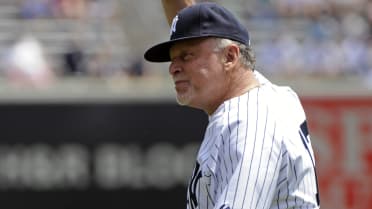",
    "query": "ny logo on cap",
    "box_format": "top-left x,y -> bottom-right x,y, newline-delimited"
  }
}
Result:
170,15 -> 179,36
